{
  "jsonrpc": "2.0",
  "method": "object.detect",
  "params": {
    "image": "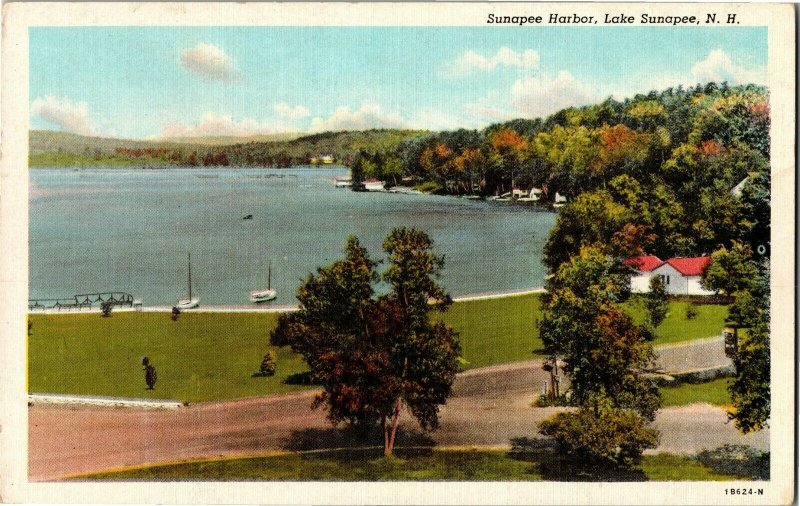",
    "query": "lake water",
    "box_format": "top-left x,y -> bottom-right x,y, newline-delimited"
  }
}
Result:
29,167 -> 556,306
